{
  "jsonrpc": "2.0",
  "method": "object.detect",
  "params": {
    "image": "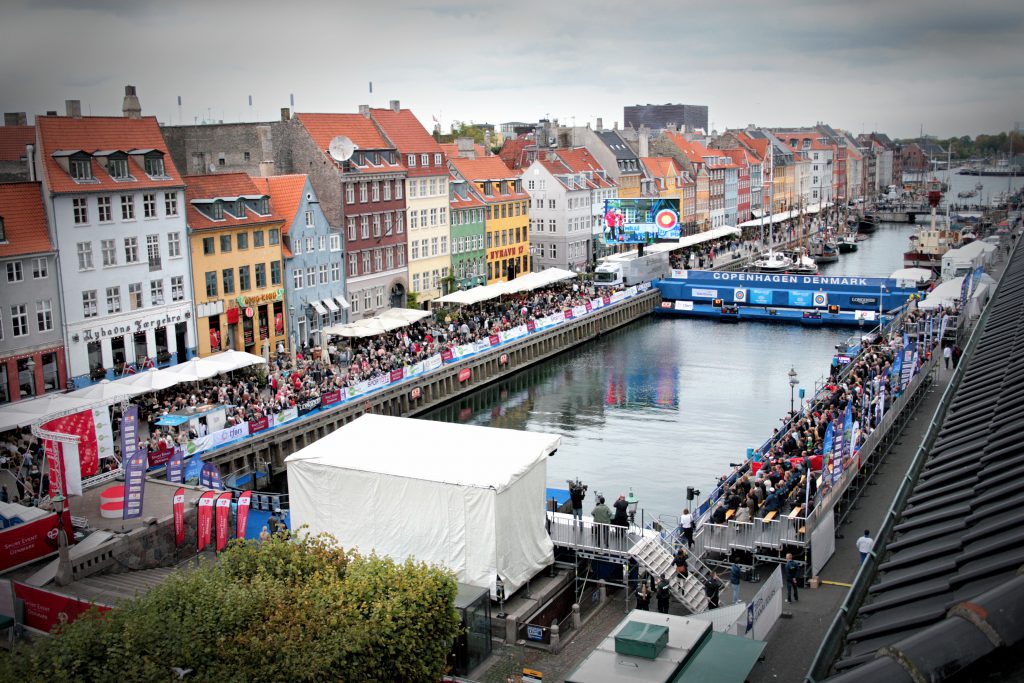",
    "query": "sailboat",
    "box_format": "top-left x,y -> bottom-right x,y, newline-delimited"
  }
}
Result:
749,250 -> 794,273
